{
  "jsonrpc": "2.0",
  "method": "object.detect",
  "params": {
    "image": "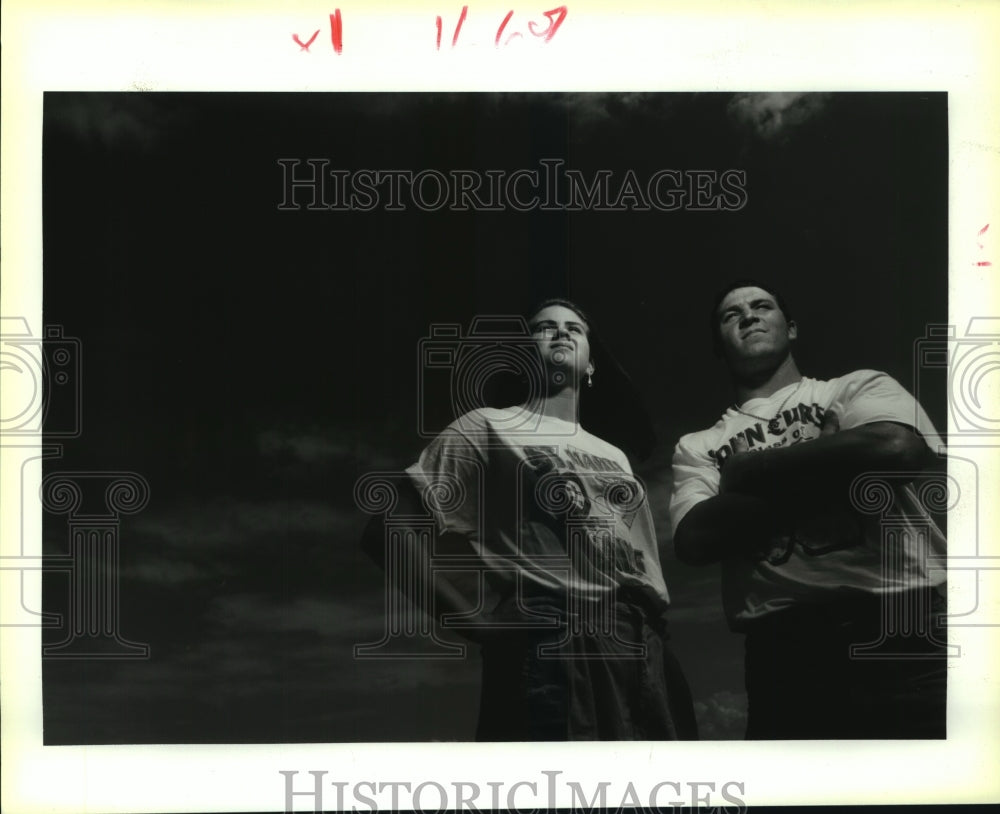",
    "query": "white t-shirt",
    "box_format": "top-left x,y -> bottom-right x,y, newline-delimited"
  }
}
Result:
407,406 -> 670,614
669,371 -> 946,629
